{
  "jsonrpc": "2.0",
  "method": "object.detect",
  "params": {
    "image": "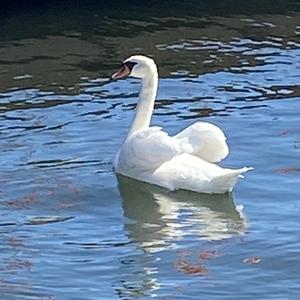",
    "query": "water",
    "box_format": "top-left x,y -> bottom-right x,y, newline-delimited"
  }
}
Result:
0,1 -> 300,299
